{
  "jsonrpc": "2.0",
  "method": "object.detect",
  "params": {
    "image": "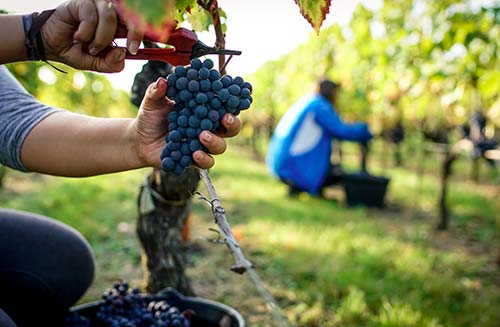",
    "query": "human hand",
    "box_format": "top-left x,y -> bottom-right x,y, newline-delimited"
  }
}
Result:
41,0 -> 143,72
132,77 -> 242,170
